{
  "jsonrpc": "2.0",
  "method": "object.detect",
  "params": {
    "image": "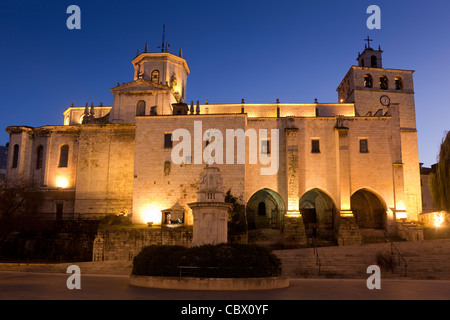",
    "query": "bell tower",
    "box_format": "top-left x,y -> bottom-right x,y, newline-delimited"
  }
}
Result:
356,36 -> 383,68
337,40 -> 416,128
131,45 -> 189,103
336,40 -> 422,221
109,43 -> 190,124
